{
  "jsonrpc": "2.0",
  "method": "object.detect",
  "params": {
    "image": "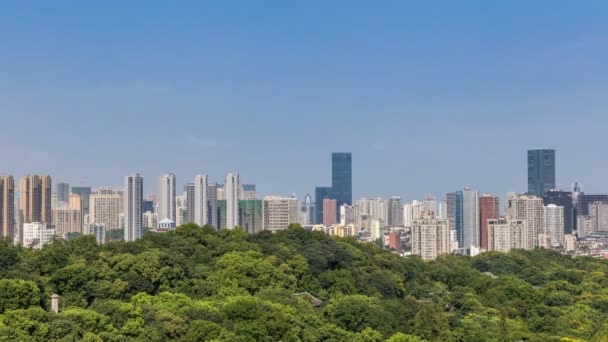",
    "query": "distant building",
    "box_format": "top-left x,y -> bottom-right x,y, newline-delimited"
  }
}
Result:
543,190 -> 574,234
225,173 -> 240,229
143,211 -> 157,229
388,231 -> 402,251
89,190 -> 121,231
340,204 -> 359,226
322,199 -> 337,226
71,187 -> 91,215
544,204 -> 565,247
19,175 -> 52,224
564,234 -> 577,252
577,215 -> 593,238
462,188 -> 480,249
157,173 -> 176,222
446,192 -> 463,247
57,182 -> 70,204
51,194 -> 83,237
157,218 -> 176,231
263,196 -> 299,232
314,186 -> 333,225
332,152 -> 352,216
124,173 -> 143,242
479,194 -> 499,250
589,201 -> 608,232
299,194 -> 314,225
22,222 -> 54,249
185,183 -> 195,224
423,194 -> 436,215
487,218 -> 528,252
387,196 -> 403,226
89,223 -> 106,245
0,176 -> 15,239
240,184 -> 256,200
194,175 -> 209,227
239,199 -> 263,234
506,194 -> 544,249
207,182 -> 218,229
411,212 -> 450,260
527,149 -> 556,197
